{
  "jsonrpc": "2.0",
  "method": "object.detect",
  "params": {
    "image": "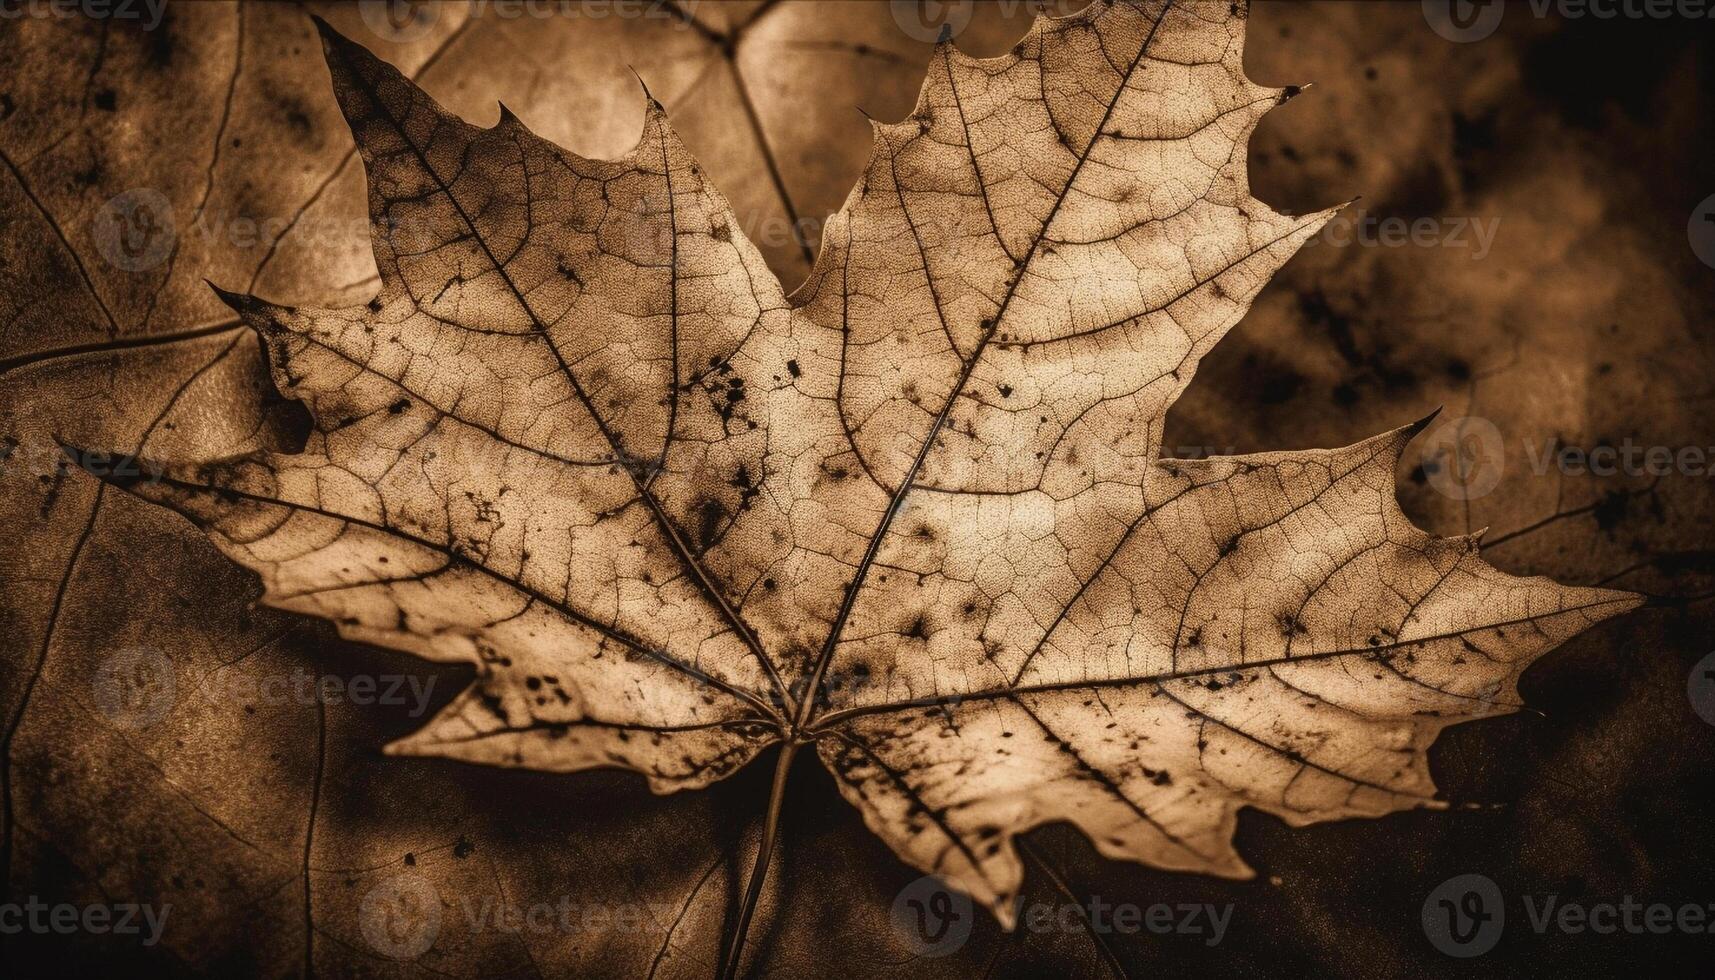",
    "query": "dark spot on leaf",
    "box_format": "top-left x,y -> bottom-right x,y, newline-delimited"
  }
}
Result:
697,498 -> 726,551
